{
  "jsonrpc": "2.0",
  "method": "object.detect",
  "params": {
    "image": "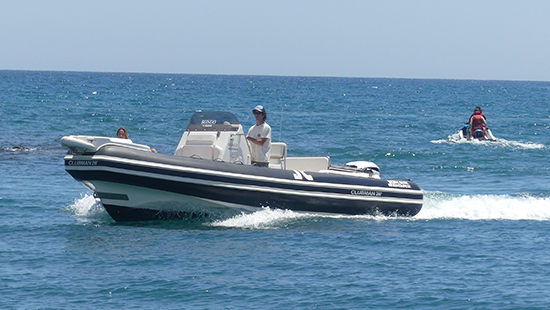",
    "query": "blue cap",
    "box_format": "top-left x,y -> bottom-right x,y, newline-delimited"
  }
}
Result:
253,105 -> 266,113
